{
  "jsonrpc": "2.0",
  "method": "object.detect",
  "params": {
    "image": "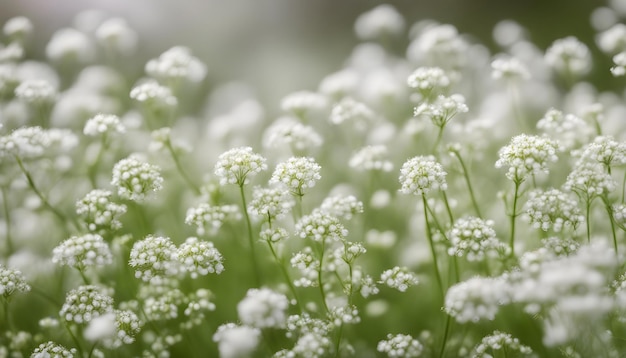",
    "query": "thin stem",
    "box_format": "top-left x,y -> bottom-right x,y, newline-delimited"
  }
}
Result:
64,324 -> 85,358
622,170 -> 626,203
441,190 -> 454,224
439,314 -> 452,358
3,298 -> 13,332
165,140 -> 201,195
239,184 -> 261,287
422,195 -> 444,300
601,194 -> 618,254
508,179 -> 522,257
78,268 -> 91,285
432,126 -> 445,155
316,239 -> 329,313
585,198 -> 592,244
1,187 -> 13,258
266,241 -> 302,312
87,135 -> 109,189
451,149 -> 482,217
